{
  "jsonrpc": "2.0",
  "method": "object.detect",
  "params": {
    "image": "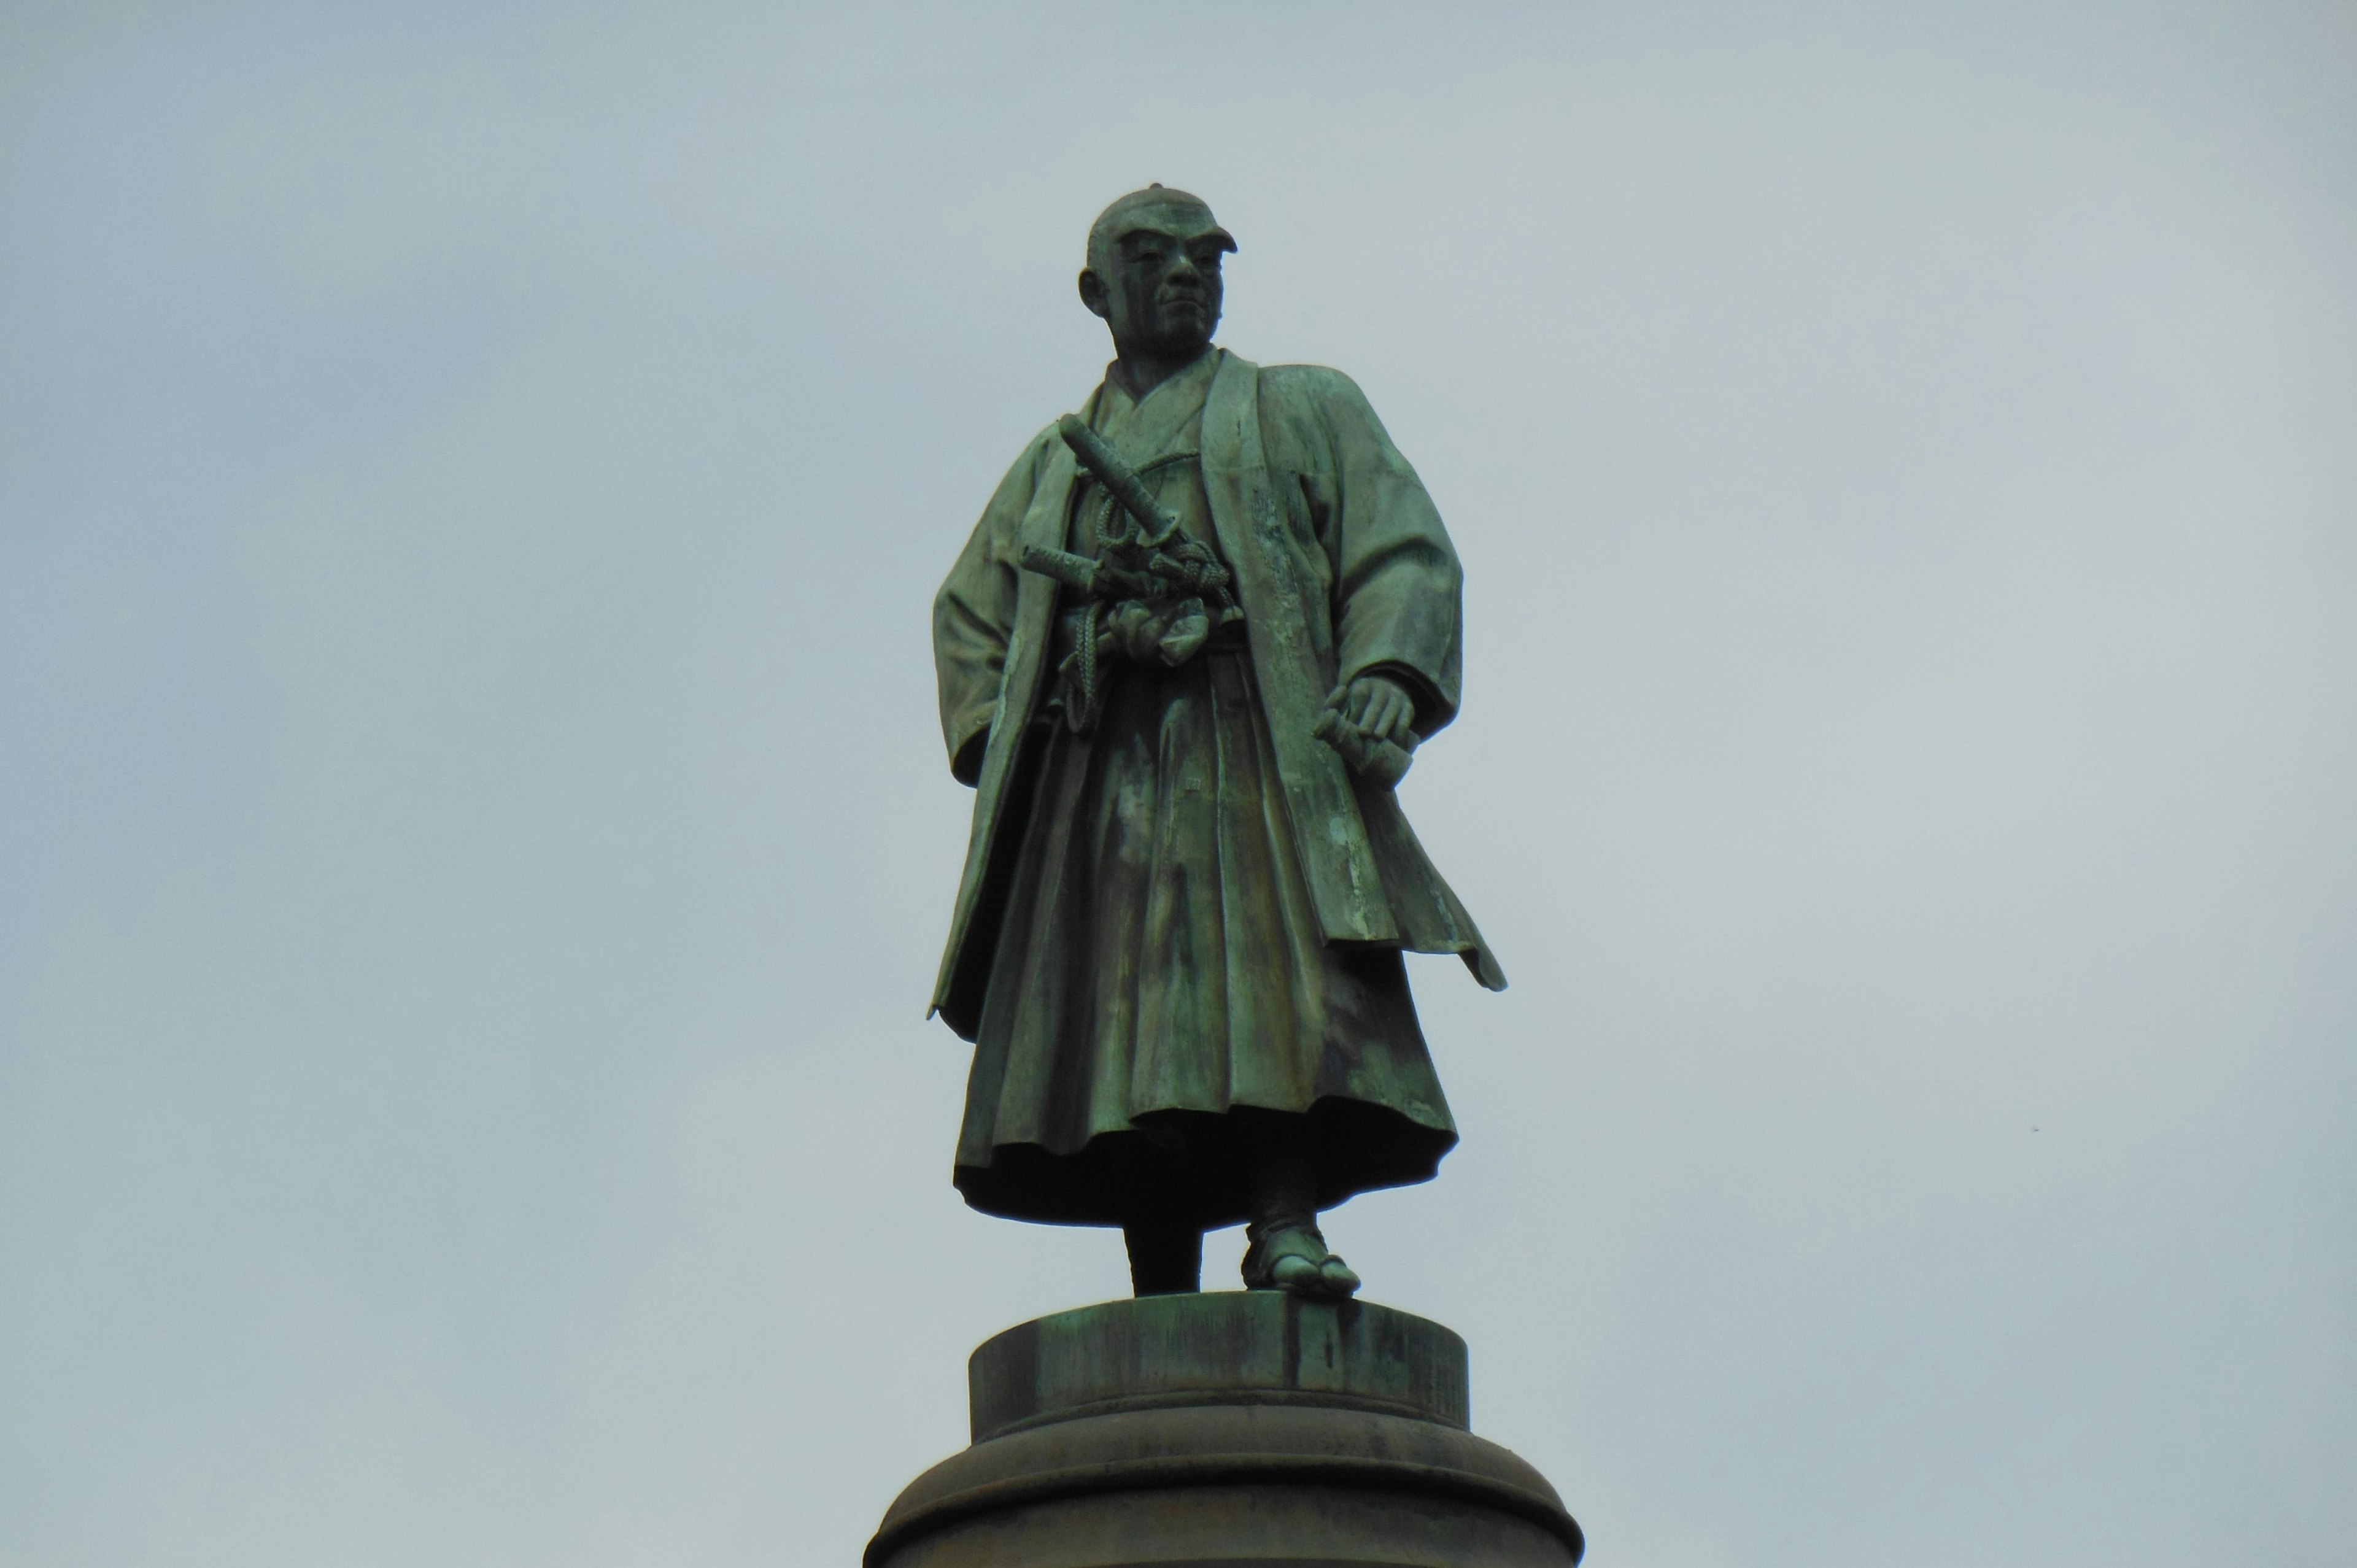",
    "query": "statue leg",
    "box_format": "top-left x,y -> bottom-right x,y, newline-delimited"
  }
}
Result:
1237,1111 -> 1361,1299
1123,1219 -> 1203,1296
